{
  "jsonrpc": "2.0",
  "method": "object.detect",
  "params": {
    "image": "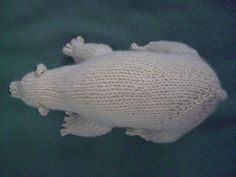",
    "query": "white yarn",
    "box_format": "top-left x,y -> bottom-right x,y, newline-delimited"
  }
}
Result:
9,36 -> 227,143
